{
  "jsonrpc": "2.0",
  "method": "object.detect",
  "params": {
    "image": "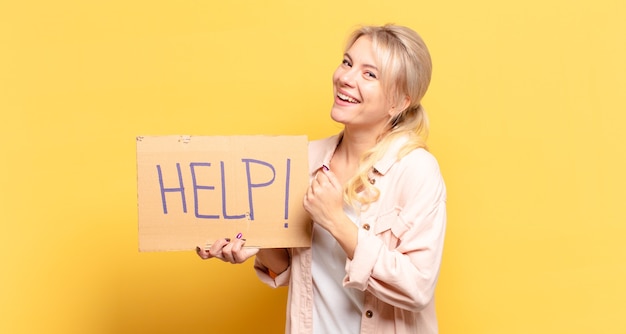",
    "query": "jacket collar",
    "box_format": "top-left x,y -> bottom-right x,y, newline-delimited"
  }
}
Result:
310,135 -> 341,176
310,133 -> 409,176
372,135 -> 409,175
